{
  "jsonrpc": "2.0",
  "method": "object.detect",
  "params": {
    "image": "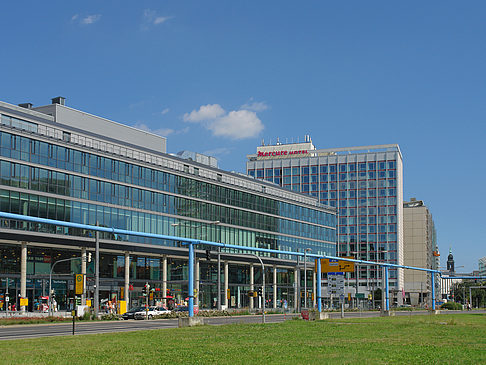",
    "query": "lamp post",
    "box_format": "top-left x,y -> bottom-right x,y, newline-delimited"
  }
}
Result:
249,254 -> 265,324
49,256 -> 85,316
303,248 -> 311,308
